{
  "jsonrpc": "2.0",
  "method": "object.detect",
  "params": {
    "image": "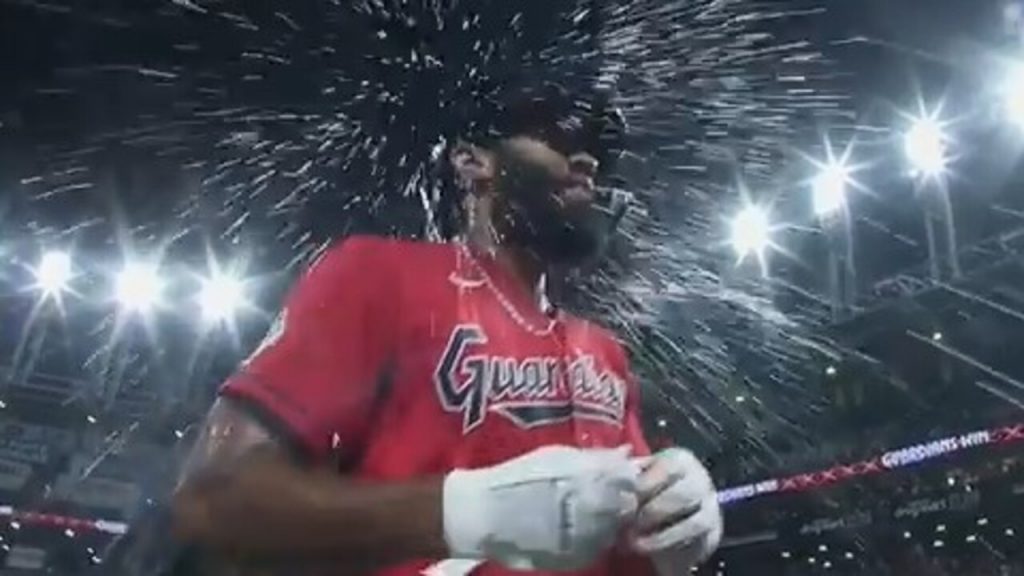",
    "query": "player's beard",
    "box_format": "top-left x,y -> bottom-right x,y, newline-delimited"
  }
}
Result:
490,144 -> 605,267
